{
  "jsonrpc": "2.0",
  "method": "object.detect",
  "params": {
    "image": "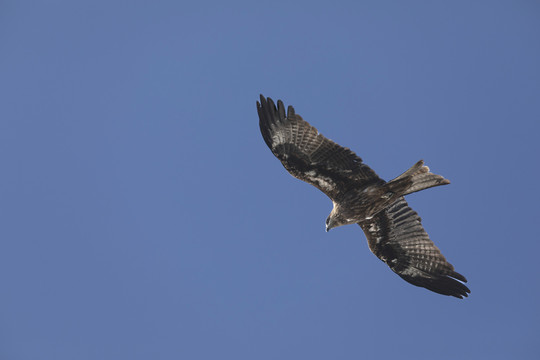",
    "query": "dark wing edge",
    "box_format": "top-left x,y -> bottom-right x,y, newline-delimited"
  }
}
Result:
257,94 -> 381,199
360,197 -> 470,299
